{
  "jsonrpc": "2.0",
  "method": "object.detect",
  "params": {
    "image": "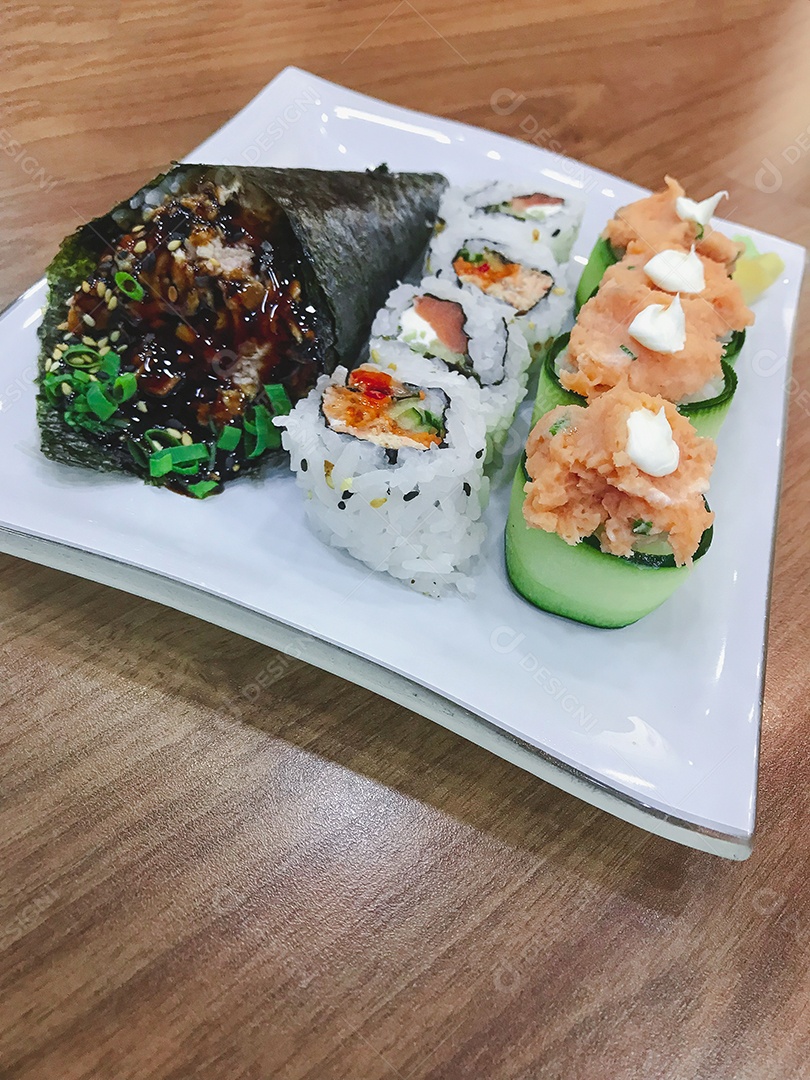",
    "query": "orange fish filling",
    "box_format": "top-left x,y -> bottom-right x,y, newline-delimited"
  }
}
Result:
602,176 -> 743,274
453,247 -> 553,314
322,366 -> 442,450
523,384 -> 716,566
563,277 -> 726,402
